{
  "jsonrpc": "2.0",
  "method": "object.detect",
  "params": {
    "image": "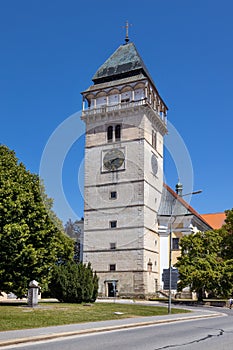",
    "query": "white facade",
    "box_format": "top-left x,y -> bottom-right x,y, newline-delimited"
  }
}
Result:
81,42 -> 168,297
158,184 -> 212,290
